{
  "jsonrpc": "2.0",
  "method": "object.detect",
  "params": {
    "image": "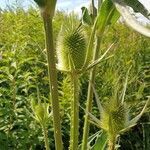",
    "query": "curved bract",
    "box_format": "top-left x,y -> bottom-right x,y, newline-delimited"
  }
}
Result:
56,20 -> 87,72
